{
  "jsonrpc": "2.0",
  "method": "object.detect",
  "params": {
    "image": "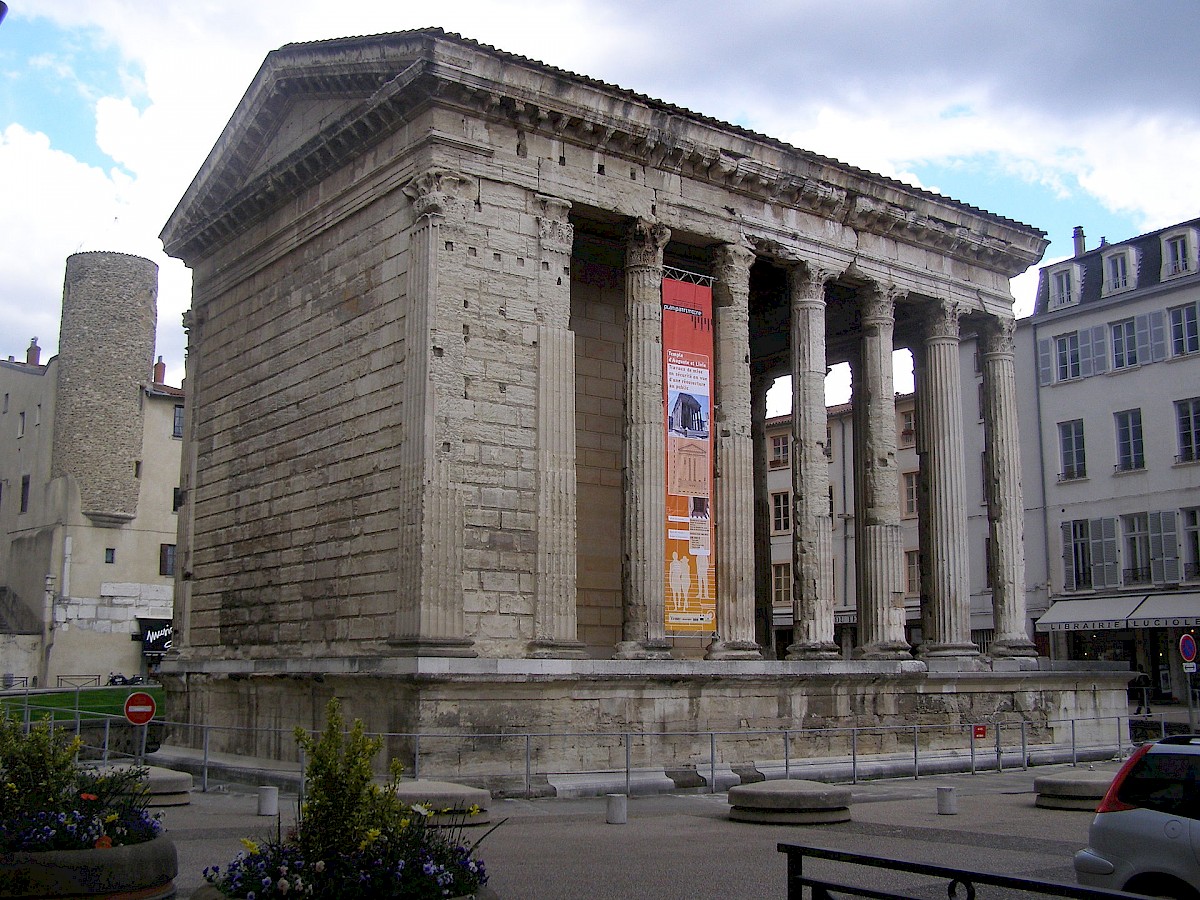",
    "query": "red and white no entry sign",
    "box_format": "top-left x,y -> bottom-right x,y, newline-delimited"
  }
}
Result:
124,691 -> 156,726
